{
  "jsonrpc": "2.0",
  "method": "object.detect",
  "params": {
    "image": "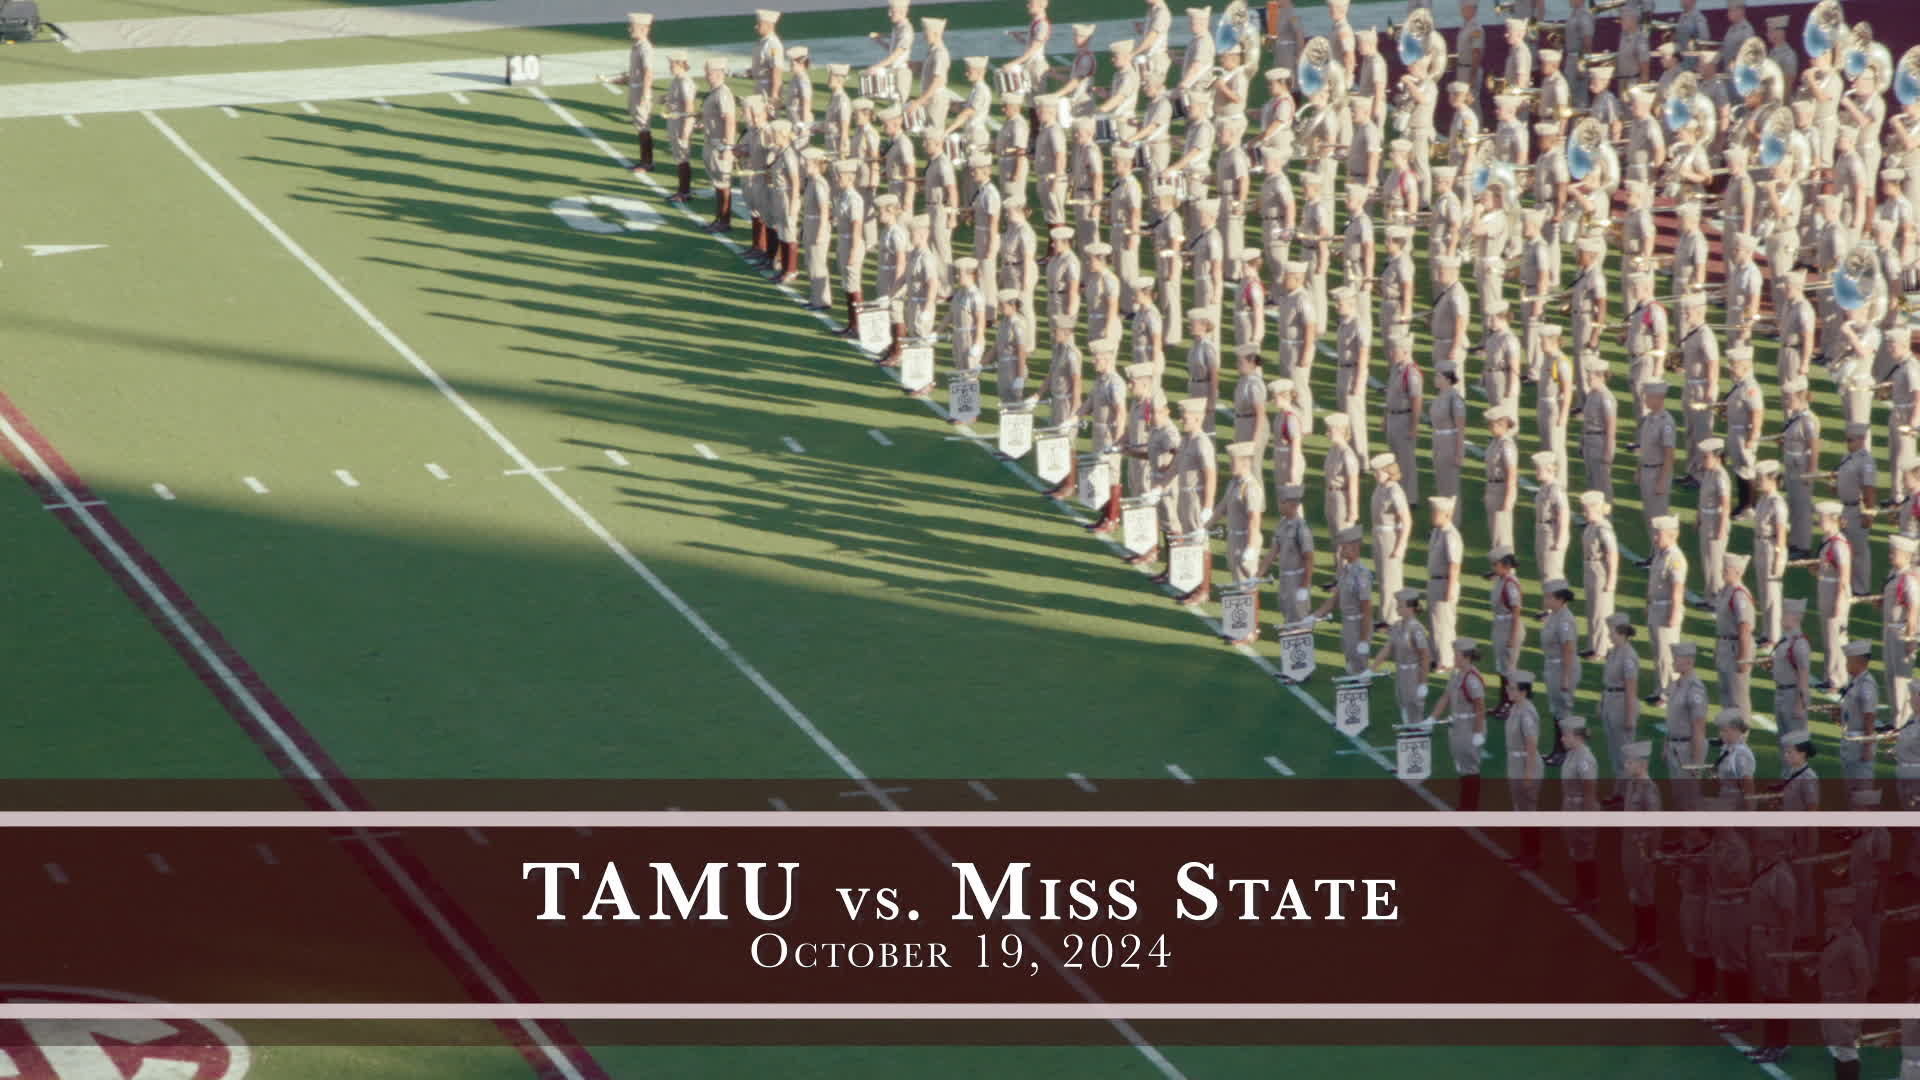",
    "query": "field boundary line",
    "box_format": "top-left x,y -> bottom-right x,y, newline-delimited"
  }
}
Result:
0,393 -> 604,1080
